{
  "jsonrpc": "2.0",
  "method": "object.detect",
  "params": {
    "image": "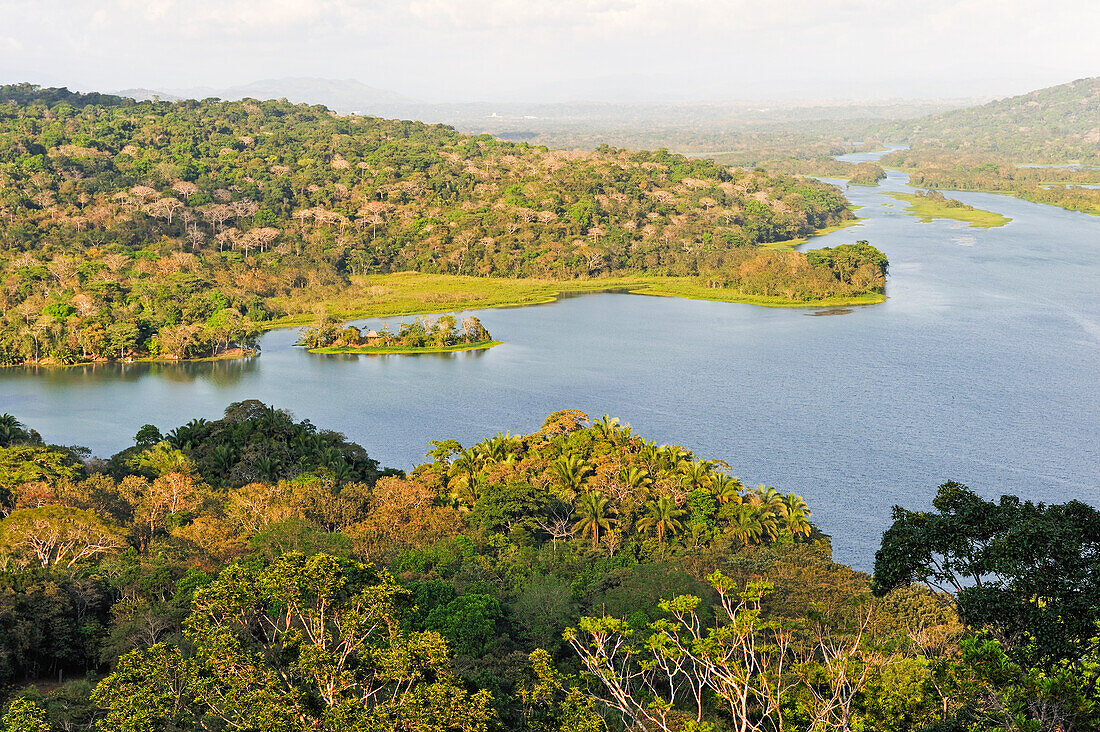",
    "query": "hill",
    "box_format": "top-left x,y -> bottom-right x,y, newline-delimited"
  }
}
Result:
868,78 -> 1100,215
116,78 -> 416,112
202,77 -> 417,111
0,84 -> 884,366
879,76 -> 1100,162
1,406 -> 1096,731
114,87 -> 183,102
